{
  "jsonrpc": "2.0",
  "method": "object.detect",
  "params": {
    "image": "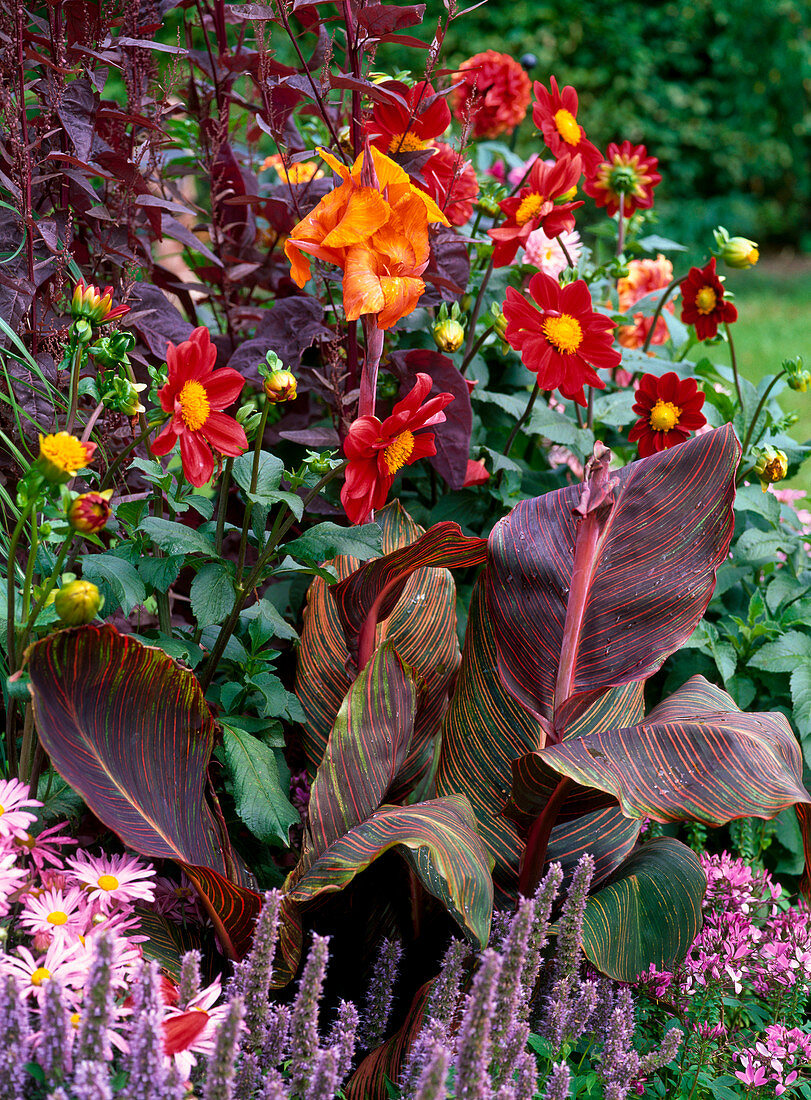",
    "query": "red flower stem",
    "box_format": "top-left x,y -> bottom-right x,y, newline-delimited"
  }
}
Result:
358,317 -> 384,419
616,196 -> 625,257
559,238 -> 576,270
574,404 -> 584,429
235,398 -> 272,585
739,370 -> 786,460
518,776 -> 572,897
460,324 -> 494,375
586,385 -> 594,431
462,257 -> 495,362
640,276 -> 683,355
80,401 -> 105,444
725,322 -> 744,409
